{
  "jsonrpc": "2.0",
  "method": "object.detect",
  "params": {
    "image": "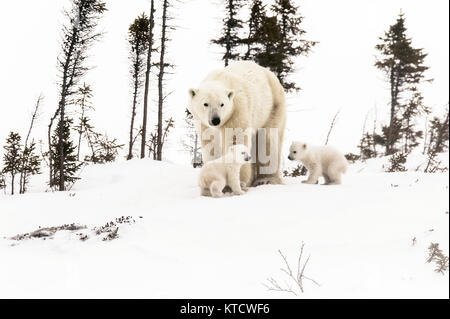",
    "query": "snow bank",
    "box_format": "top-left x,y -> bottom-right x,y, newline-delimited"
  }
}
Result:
0,158 -> 448,298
